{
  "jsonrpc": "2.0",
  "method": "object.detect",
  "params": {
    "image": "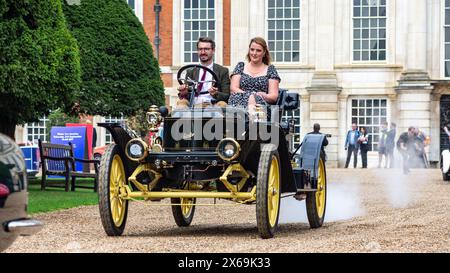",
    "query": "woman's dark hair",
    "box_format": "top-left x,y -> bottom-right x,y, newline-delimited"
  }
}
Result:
360,126 -> 366,134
